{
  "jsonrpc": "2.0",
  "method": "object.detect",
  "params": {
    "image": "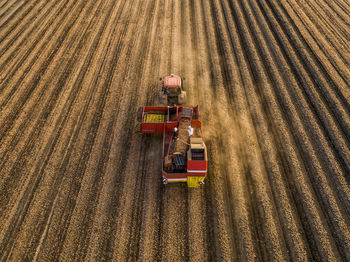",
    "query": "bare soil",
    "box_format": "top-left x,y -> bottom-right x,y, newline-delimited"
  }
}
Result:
0,0 -> 349,261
